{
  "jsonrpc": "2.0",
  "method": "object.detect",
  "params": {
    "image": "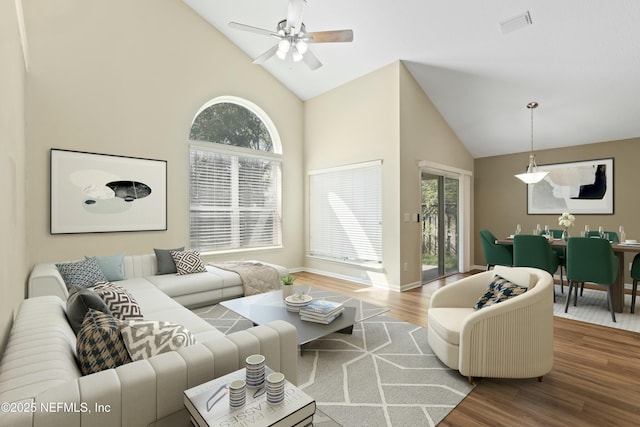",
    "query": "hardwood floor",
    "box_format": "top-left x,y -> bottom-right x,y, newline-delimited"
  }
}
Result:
292,271 -> 640,427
